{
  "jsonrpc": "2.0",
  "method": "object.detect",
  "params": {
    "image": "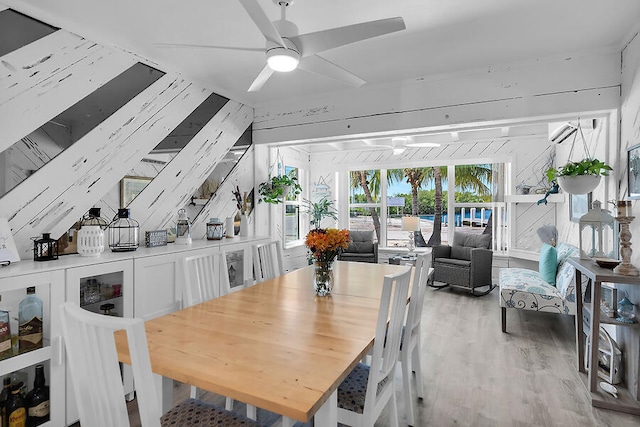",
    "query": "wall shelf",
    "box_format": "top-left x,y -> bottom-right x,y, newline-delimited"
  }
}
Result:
505,194 -> 565,203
